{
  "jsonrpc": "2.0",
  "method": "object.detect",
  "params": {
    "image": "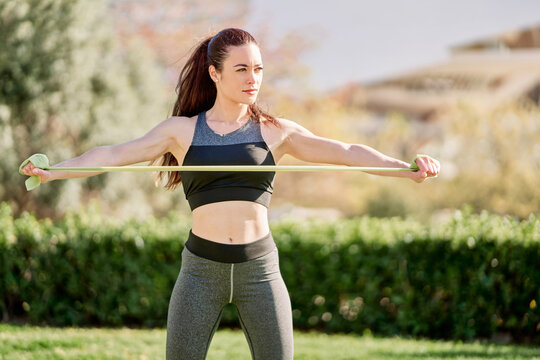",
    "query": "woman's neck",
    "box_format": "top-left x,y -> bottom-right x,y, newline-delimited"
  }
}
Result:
207,98 -> 250,124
